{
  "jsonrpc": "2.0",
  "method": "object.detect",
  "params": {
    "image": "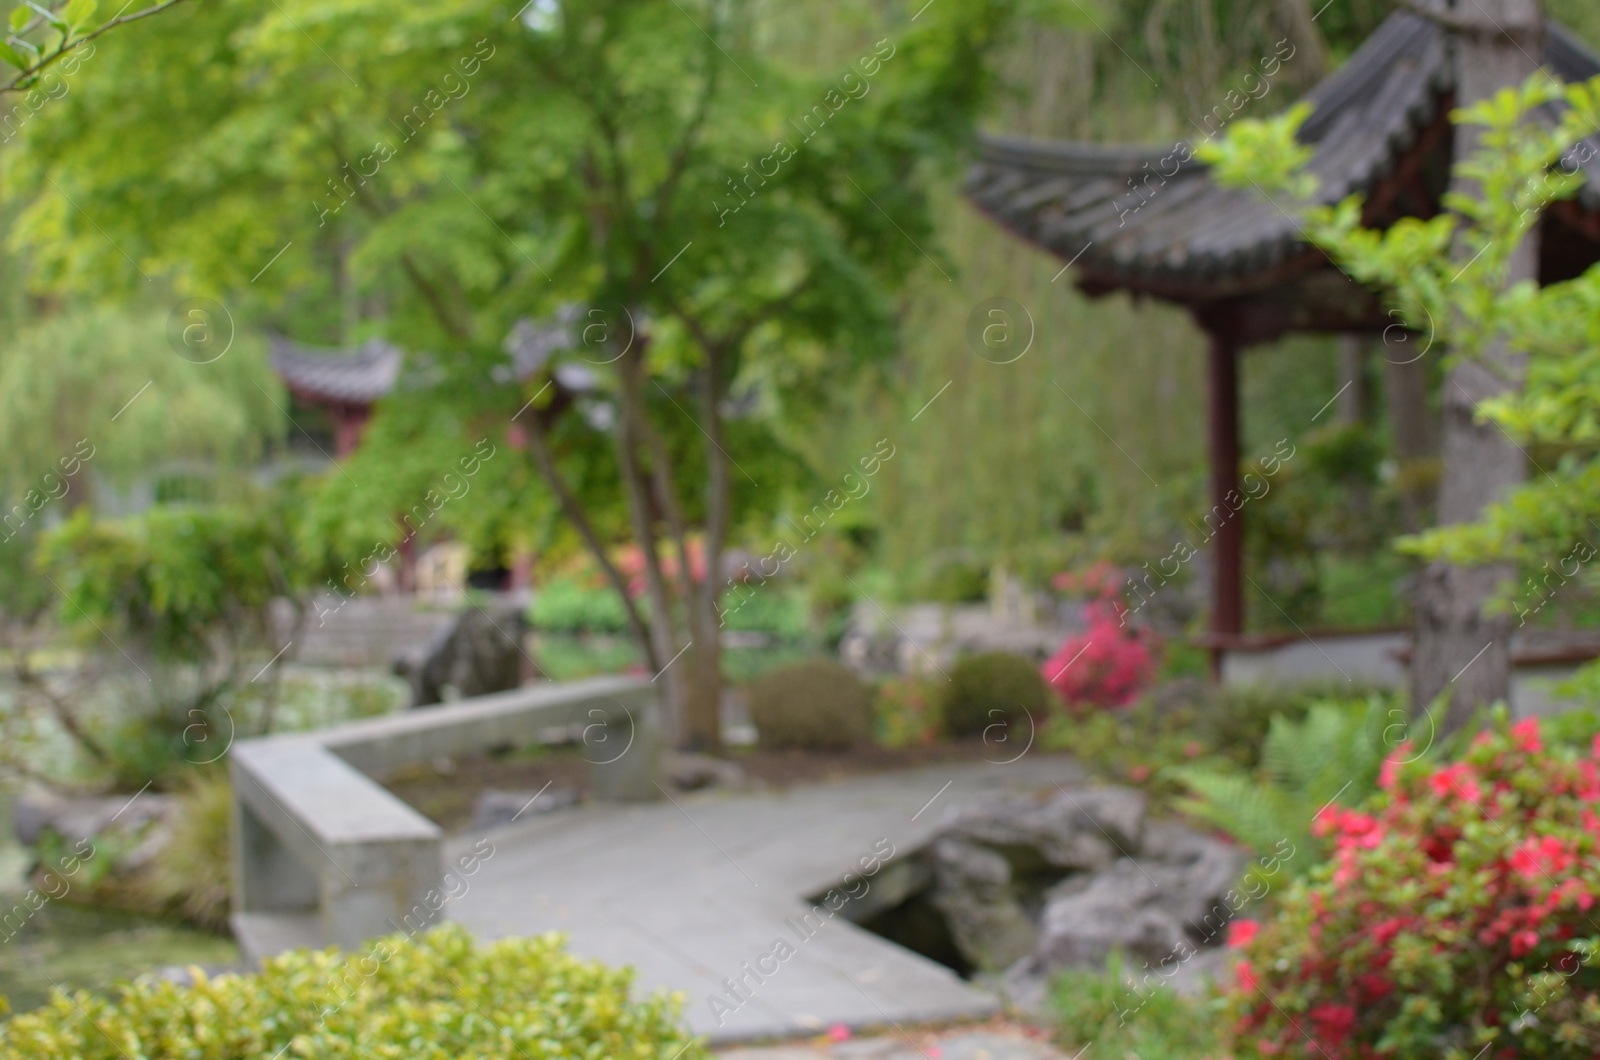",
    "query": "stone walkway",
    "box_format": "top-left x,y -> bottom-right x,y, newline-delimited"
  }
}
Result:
443,754 -> 1085,1043
718,1029 -> 1069,1058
